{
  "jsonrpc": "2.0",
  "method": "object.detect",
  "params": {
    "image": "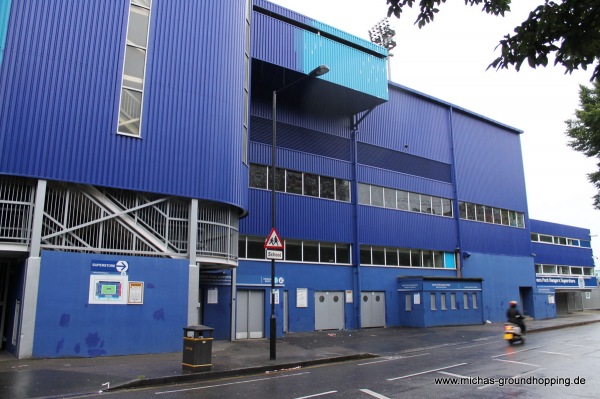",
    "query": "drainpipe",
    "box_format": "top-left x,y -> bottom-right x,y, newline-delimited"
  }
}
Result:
350,121 -> 362,329
449,107 -> 463,278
